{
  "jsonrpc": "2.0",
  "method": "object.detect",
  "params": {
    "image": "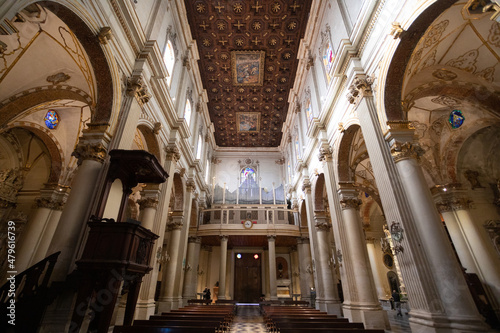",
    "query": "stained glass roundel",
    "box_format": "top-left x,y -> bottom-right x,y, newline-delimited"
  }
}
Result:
44,110 -> 59,129
449,109 -> 464,129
